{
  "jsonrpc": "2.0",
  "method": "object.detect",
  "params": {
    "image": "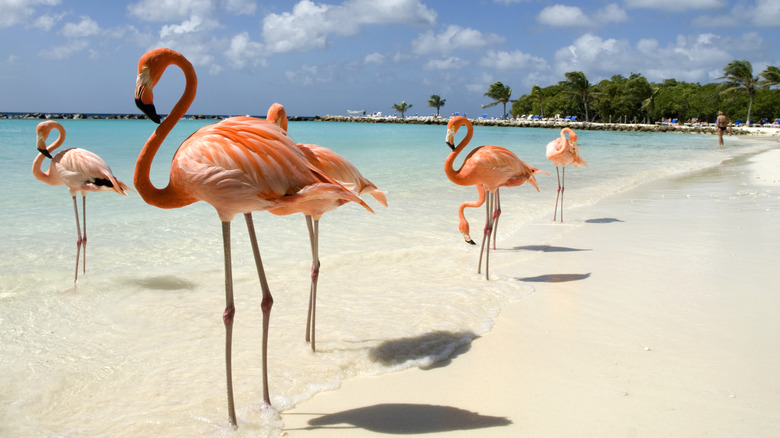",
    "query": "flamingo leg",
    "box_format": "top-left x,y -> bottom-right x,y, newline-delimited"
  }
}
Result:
305,216 -> 320,351
244,213 -> 273,406
81,194 -> 87,276
478,191 -> 494,279
560,166 -> 566,222
553,166 -> 561,221
492,189 -> 501,250
220,221 -> 237,427
71,195 -> 82,284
